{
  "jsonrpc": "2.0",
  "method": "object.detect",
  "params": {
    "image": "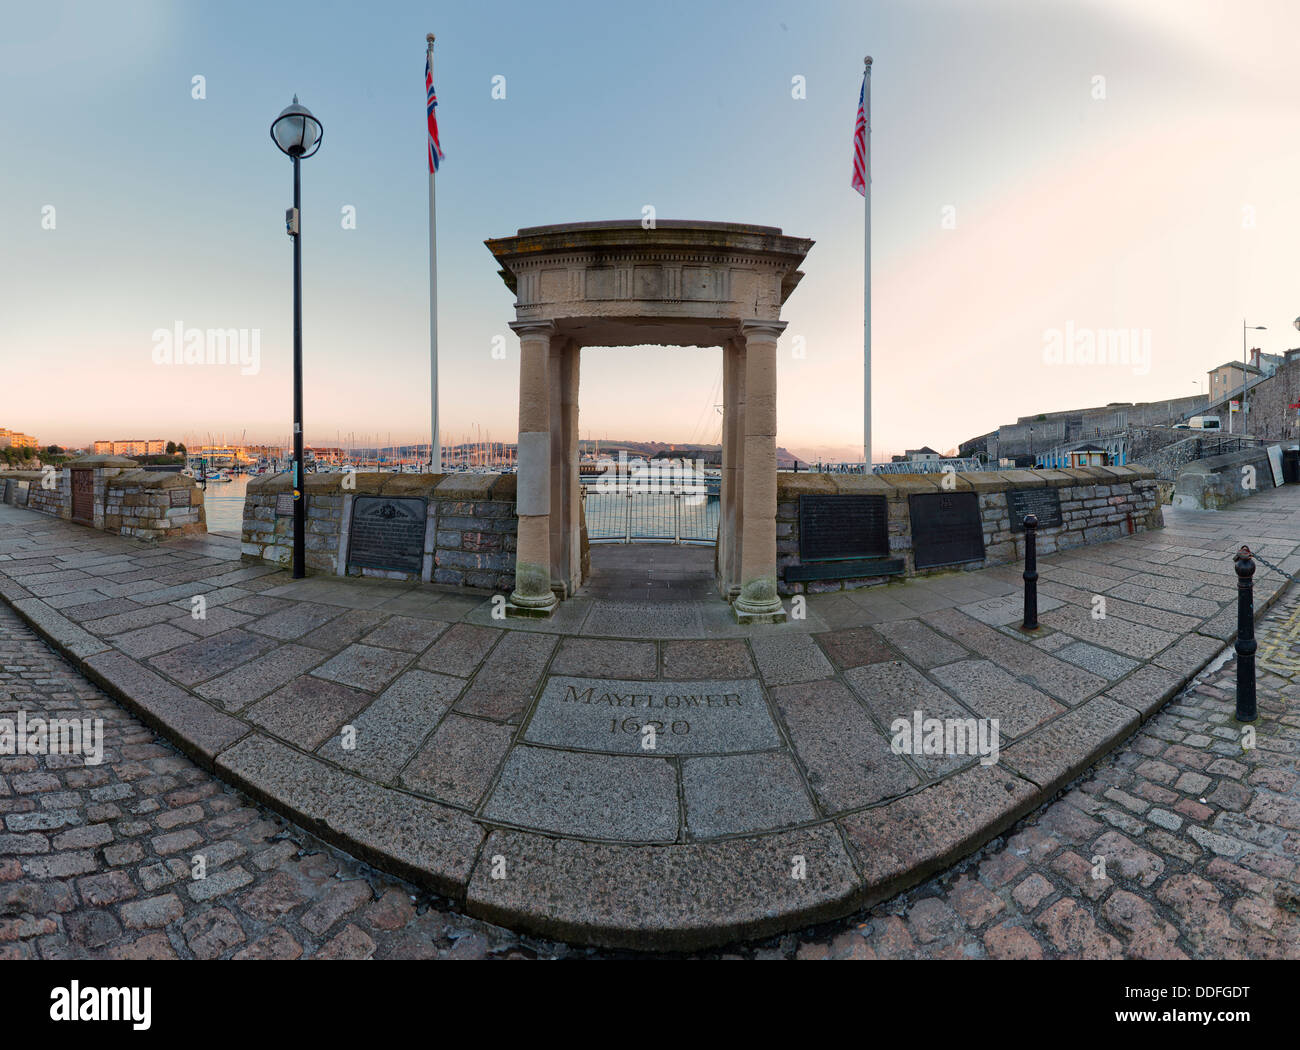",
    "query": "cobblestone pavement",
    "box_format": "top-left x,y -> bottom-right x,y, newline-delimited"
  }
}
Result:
3,580 -> 1298,960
